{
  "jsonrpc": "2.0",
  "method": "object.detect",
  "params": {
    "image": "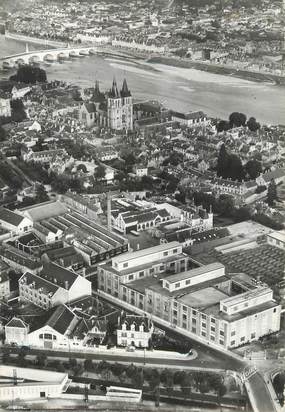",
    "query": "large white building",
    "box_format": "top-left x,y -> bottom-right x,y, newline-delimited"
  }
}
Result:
0,365 -> 69,402
98,243 -> 281,350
